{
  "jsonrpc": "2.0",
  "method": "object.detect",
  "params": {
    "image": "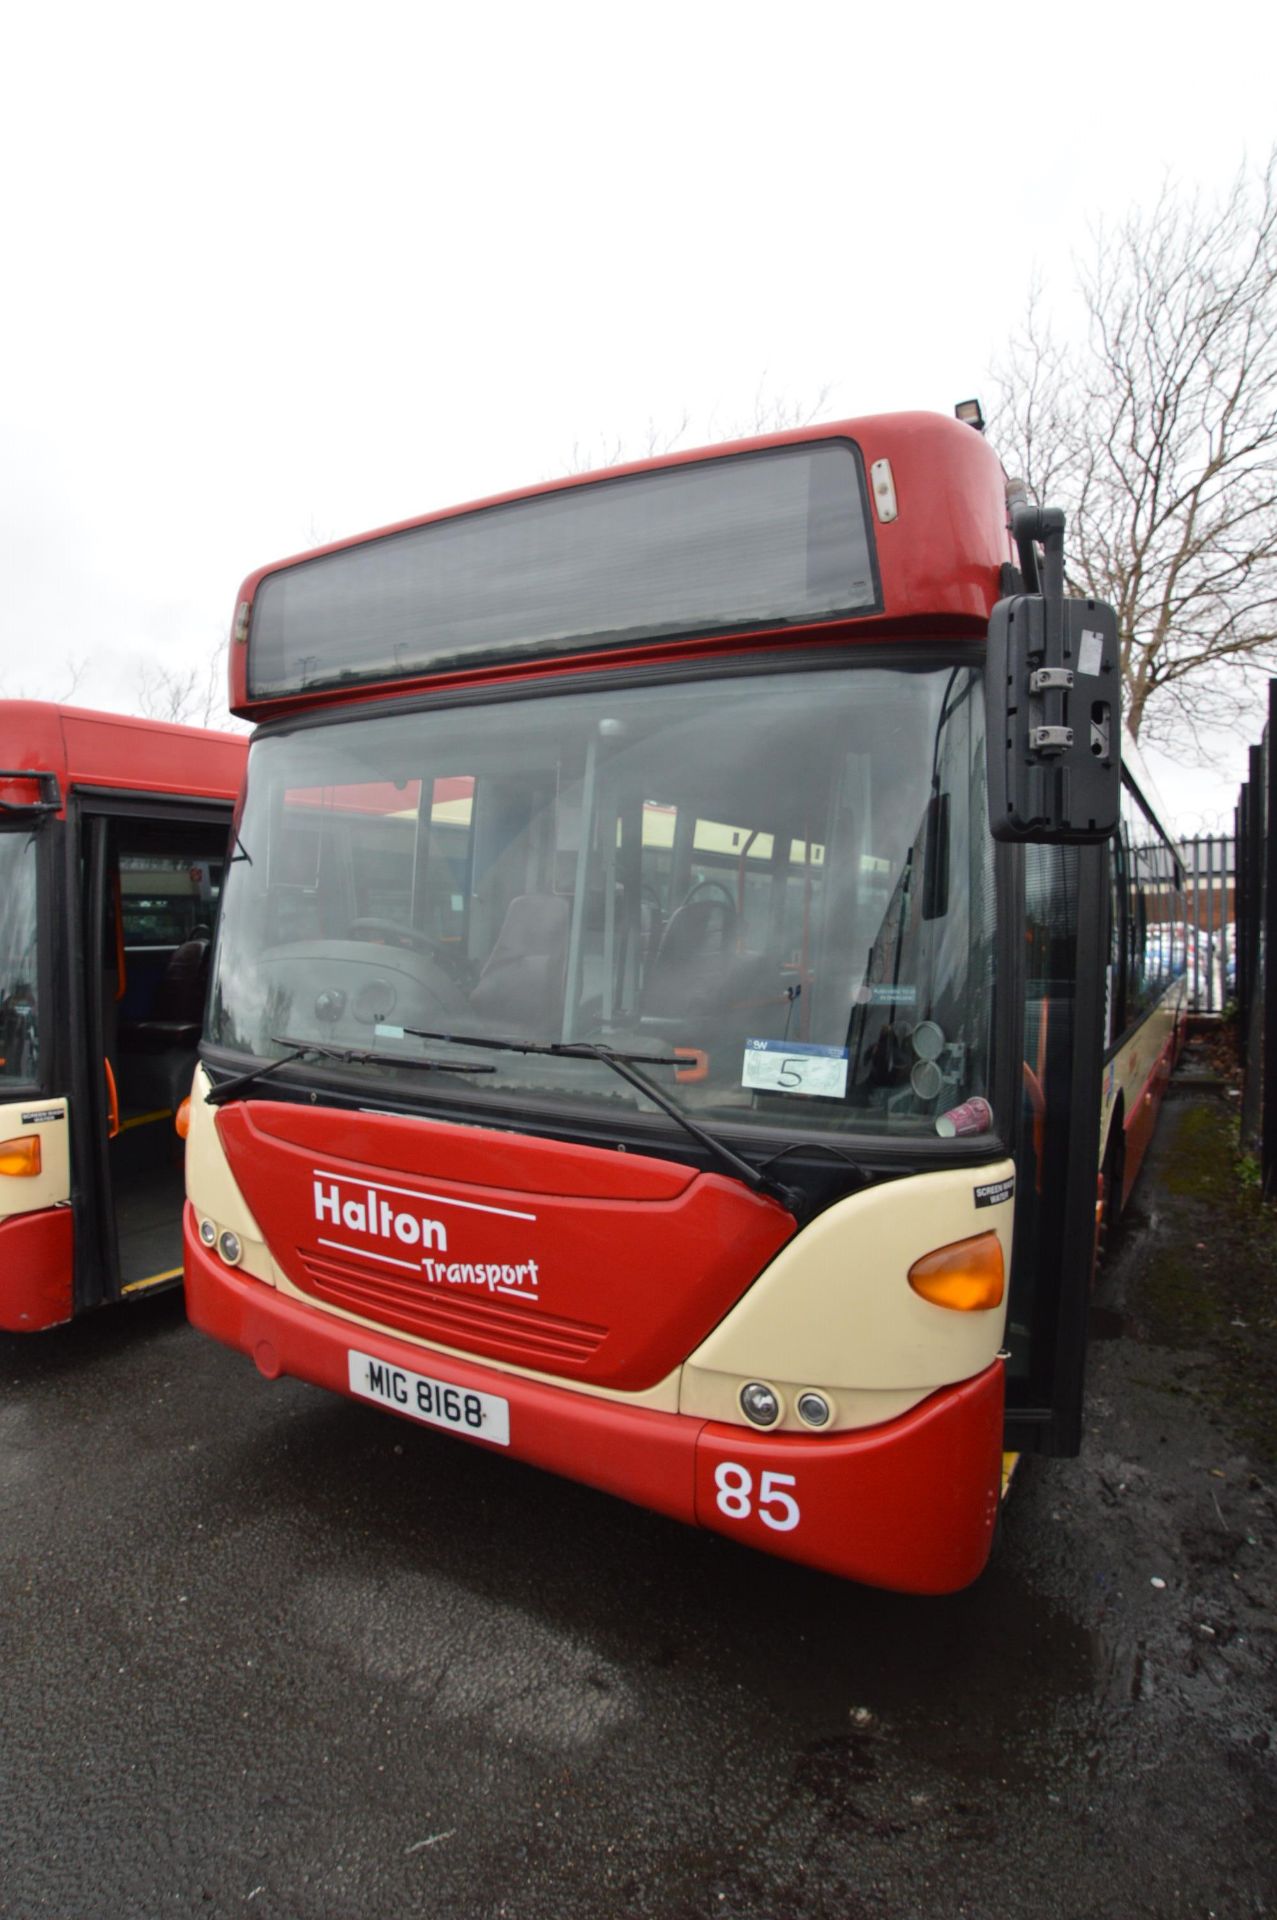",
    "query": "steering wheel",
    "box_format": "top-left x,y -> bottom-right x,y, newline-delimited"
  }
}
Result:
677,878 -> 736,912
346,917 -> 447,956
